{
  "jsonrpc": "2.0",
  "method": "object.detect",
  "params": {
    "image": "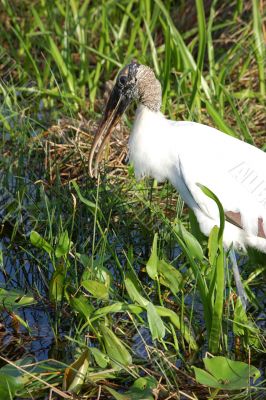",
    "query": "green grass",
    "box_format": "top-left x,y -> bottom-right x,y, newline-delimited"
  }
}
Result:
0,0 -> 265,399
